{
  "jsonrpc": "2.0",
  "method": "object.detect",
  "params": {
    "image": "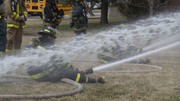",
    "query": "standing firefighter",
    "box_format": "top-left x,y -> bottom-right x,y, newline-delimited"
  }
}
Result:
27,62 -> 105,84
0,0 -> 7,53
43,0 -> 63,29
5,0 -> 27,51
70,0 -> 88,35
